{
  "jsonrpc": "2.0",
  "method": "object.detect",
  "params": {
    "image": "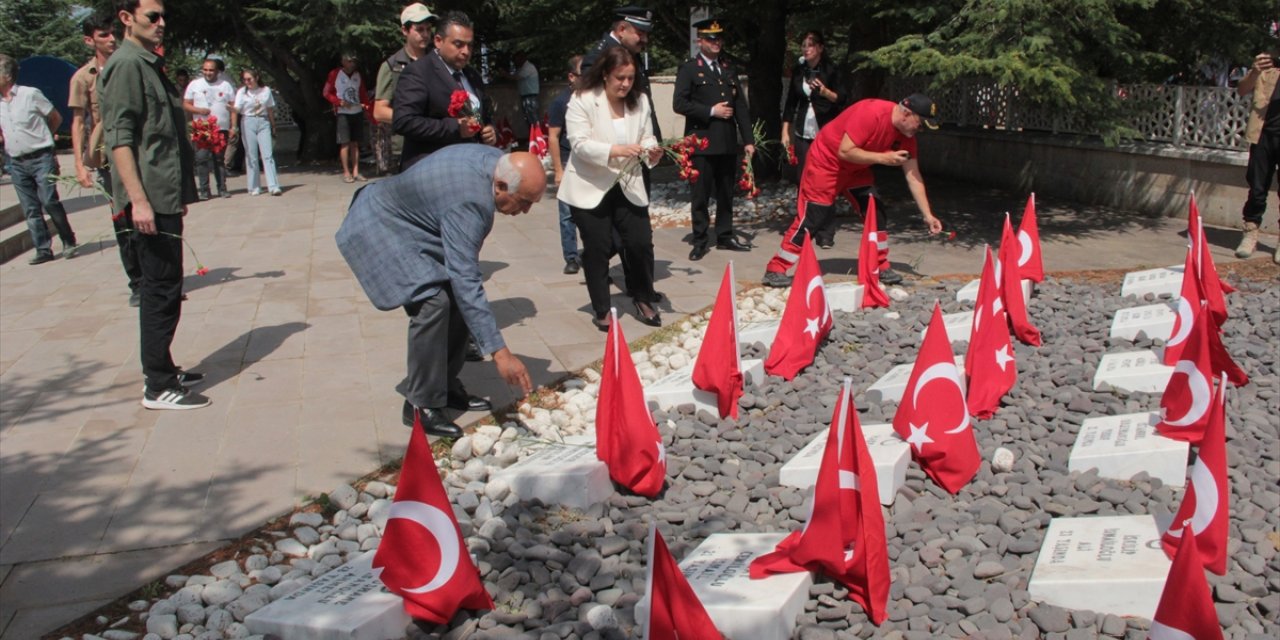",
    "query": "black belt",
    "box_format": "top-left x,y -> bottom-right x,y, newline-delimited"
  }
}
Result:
9,146 -> 53,161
